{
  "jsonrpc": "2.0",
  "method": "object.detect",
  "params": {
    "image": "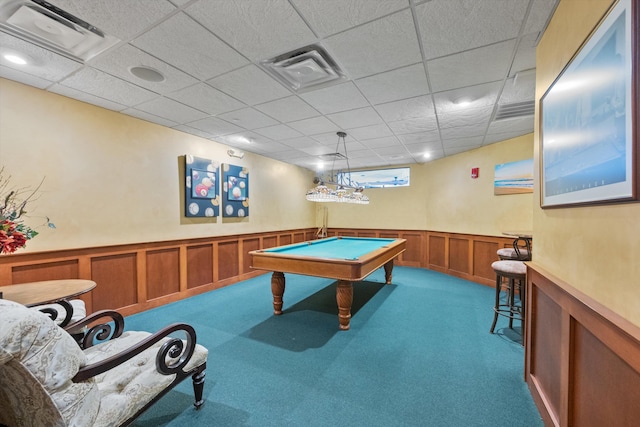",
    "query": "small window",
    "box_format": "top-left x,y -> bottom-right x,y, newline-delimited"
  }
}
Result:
338,167 -> 410,188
